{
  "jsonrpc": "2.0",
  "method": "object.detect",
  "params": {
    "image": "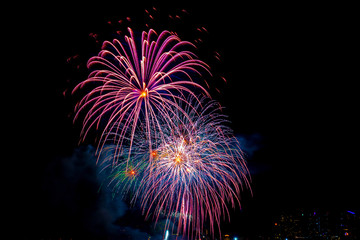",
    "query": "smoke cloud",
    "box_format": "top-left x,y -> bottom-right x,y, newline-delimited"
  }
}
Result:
236,133 -> 271,175
236,133 -> 263,158
41,145 -> 167,239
